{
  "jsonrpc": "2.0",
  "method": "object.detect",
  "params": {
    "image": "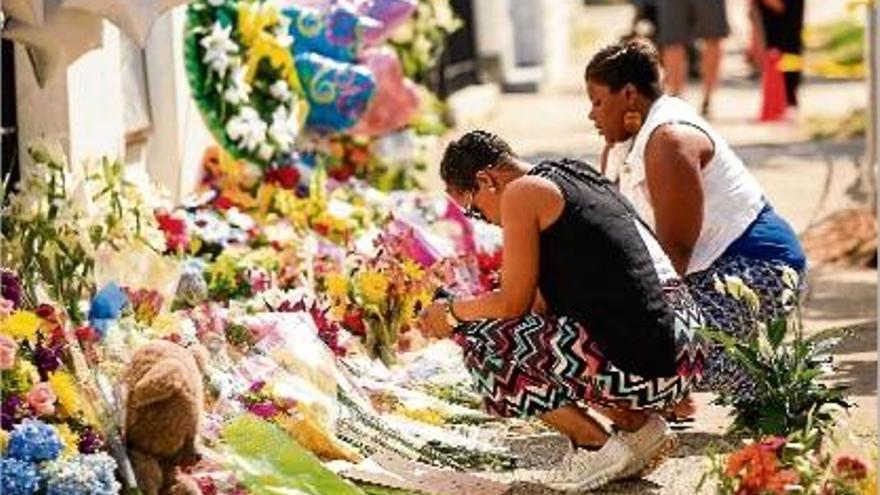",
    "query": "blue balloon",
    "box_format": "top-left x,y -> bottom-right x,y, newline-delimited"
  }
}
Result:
284,4 -> 380,62
295,52 -> 376,132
